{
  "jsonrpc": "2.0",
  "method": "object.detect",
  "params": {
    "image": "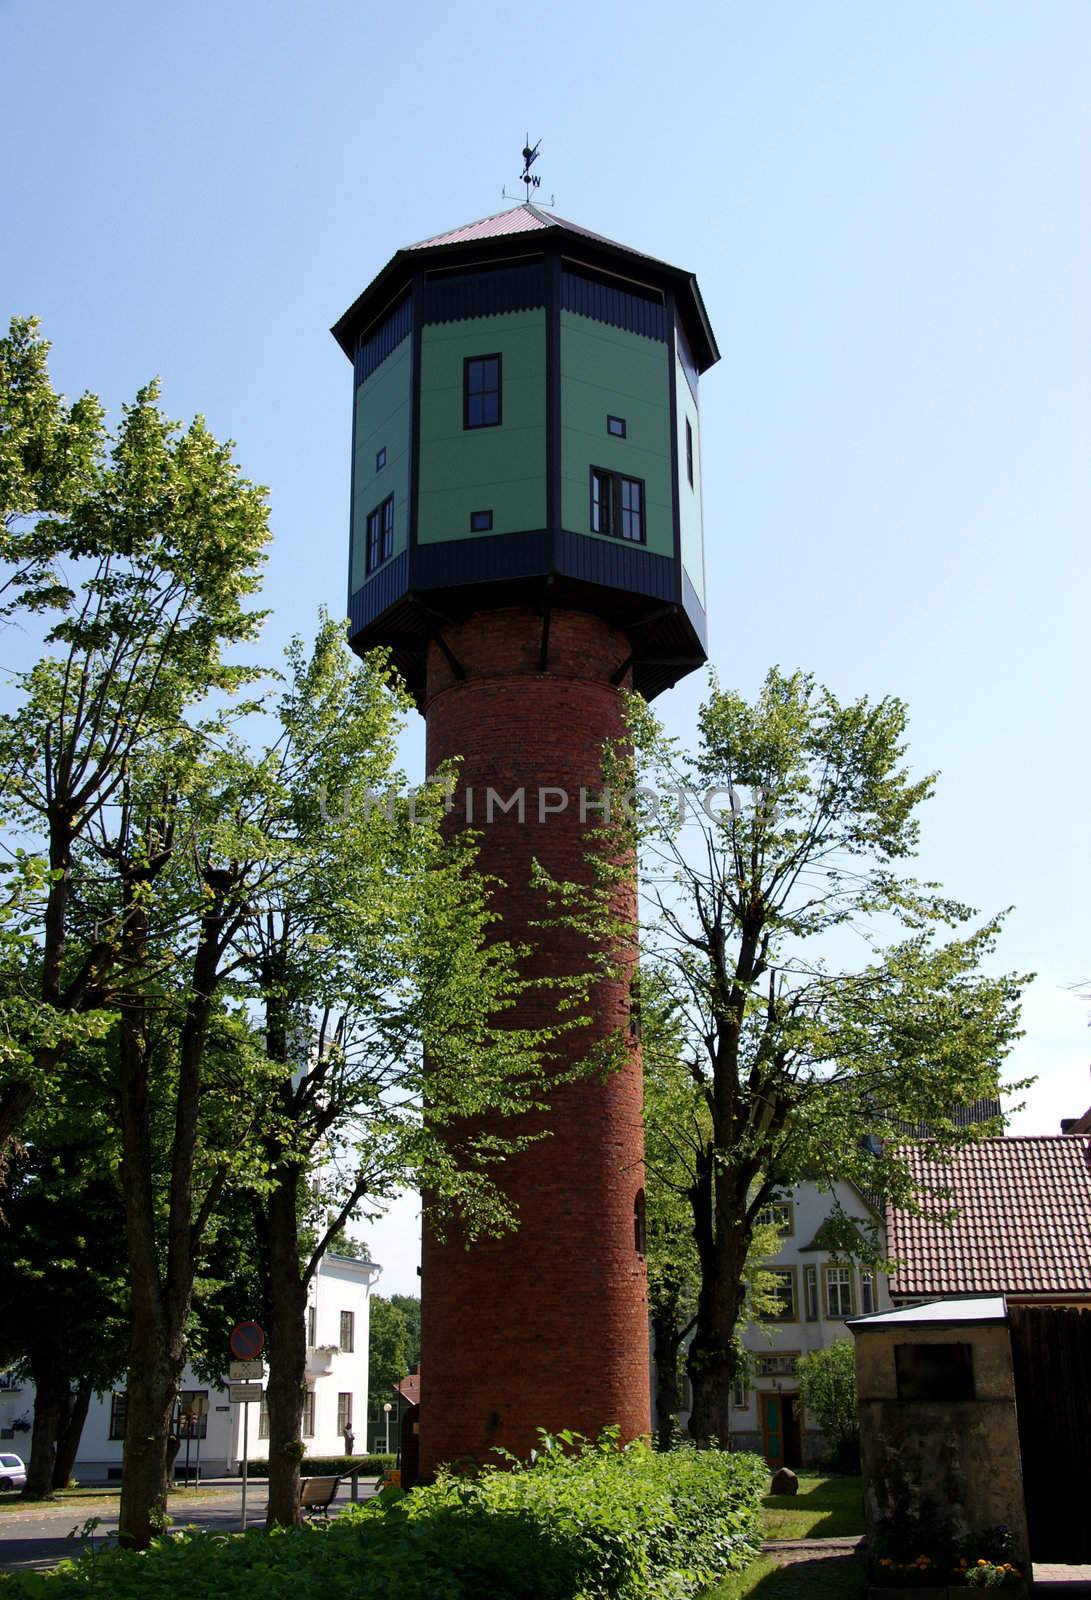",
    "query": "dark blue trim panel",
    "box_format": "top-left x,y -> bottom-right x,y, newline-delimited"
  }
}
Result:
349,550 -> 409,634
561,270 -> 668,342
355,294 -> 413,385
411,530 -> 552,588
422,262 -> 547,325
681,567 -> 708,651
556,529 -> 676,602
